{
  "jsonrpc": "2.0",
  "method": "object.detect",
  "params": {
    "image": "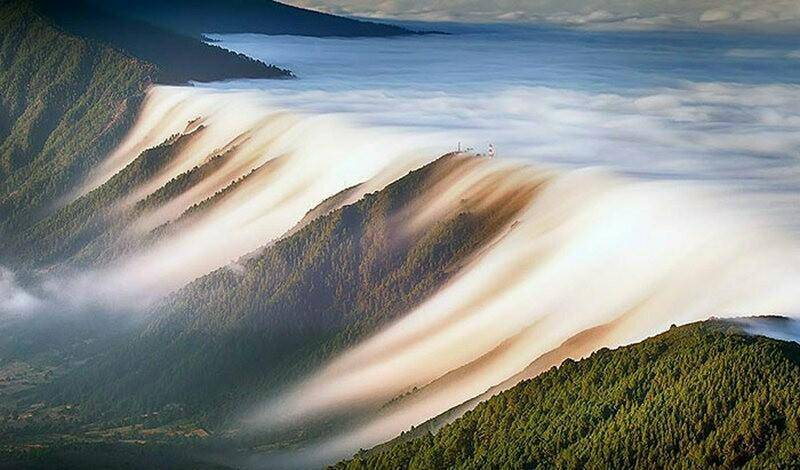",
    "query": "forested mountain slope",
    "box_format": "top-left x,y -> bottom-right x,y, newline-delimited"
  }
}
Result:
0,0 -> 152,239
89,0 -> 415,38
0,0 -> 287,245
337,318 -> 800,469
2,129 -> 205,267
42,156 -> 529,417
